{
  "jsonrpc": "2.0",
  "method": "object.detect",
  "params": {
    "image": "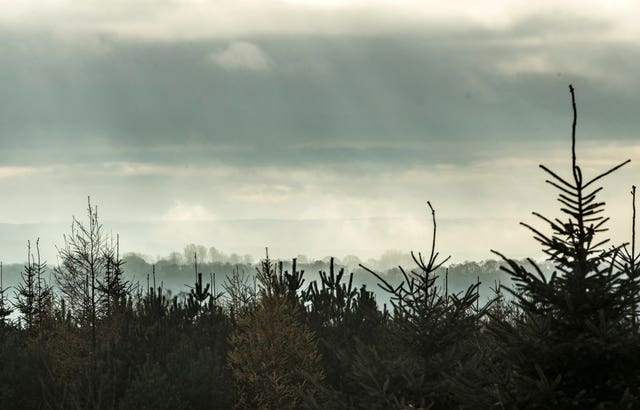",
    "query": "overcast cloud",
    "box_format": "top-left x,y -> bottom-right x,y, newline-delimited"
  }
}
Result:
0,1 -> 639,263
